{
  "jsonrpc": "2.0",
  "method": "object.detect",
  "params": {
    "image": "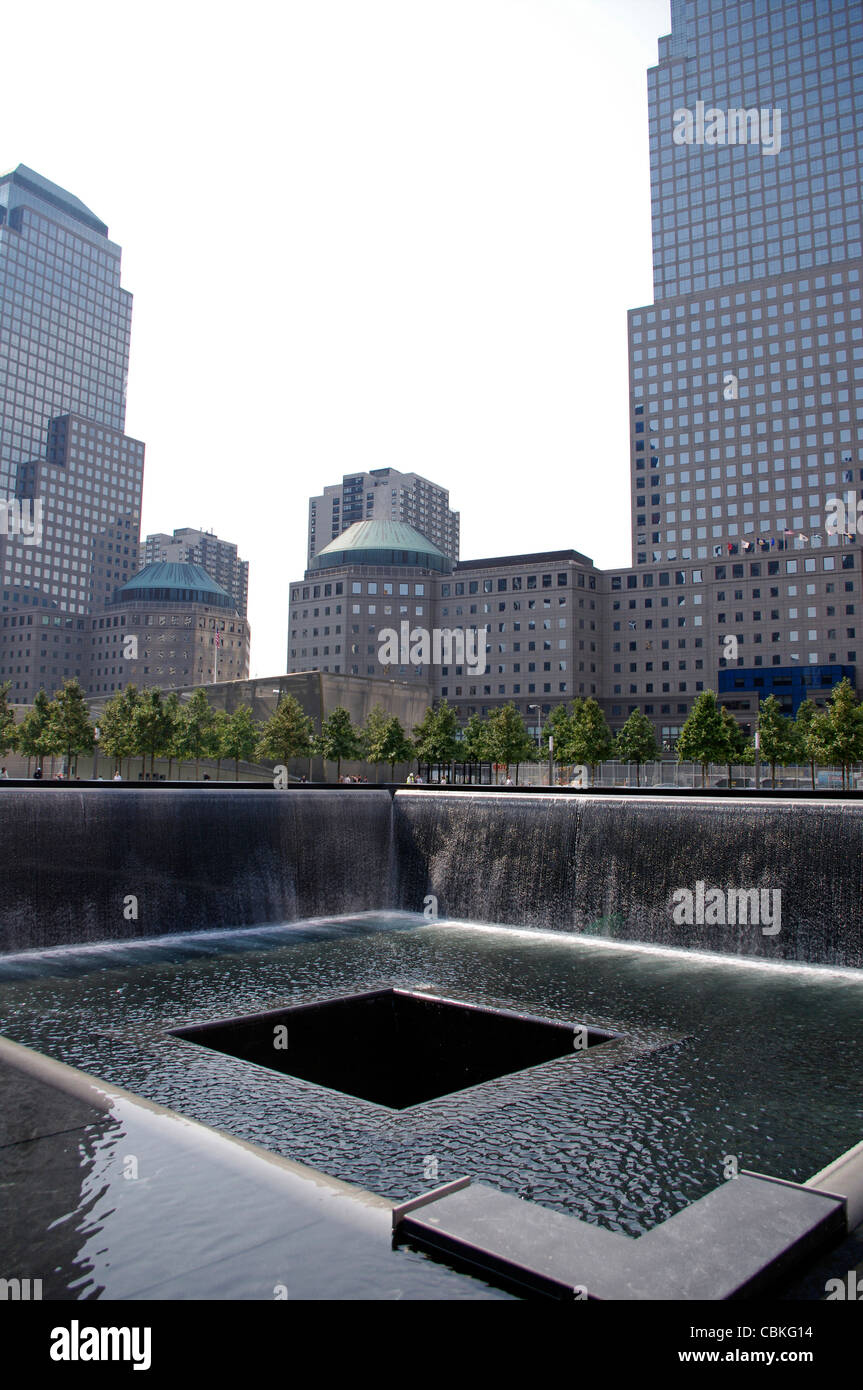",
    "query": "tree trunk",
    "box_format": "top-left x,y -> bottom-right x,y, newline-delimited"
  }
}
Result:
635,762 -> 641,787
810,758 -> 815,791
771,759 -> 776,789
235,757 -> 240,781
